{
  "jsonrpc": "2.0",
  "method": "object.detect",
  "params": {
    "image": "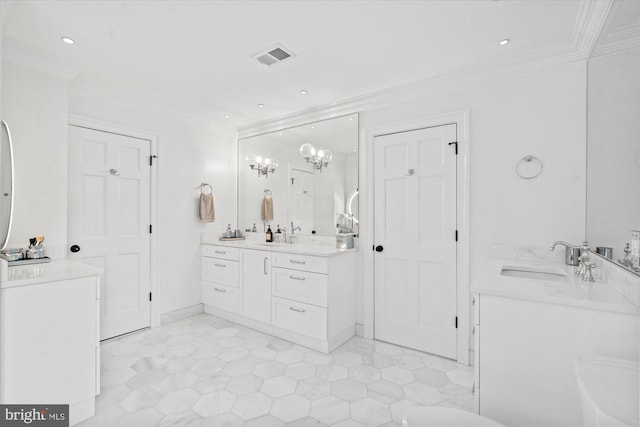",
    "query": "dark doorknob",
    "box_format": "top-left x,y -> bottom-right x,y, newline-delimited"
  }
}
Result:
70,244 -> 81,253
375,245 -> 384,252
